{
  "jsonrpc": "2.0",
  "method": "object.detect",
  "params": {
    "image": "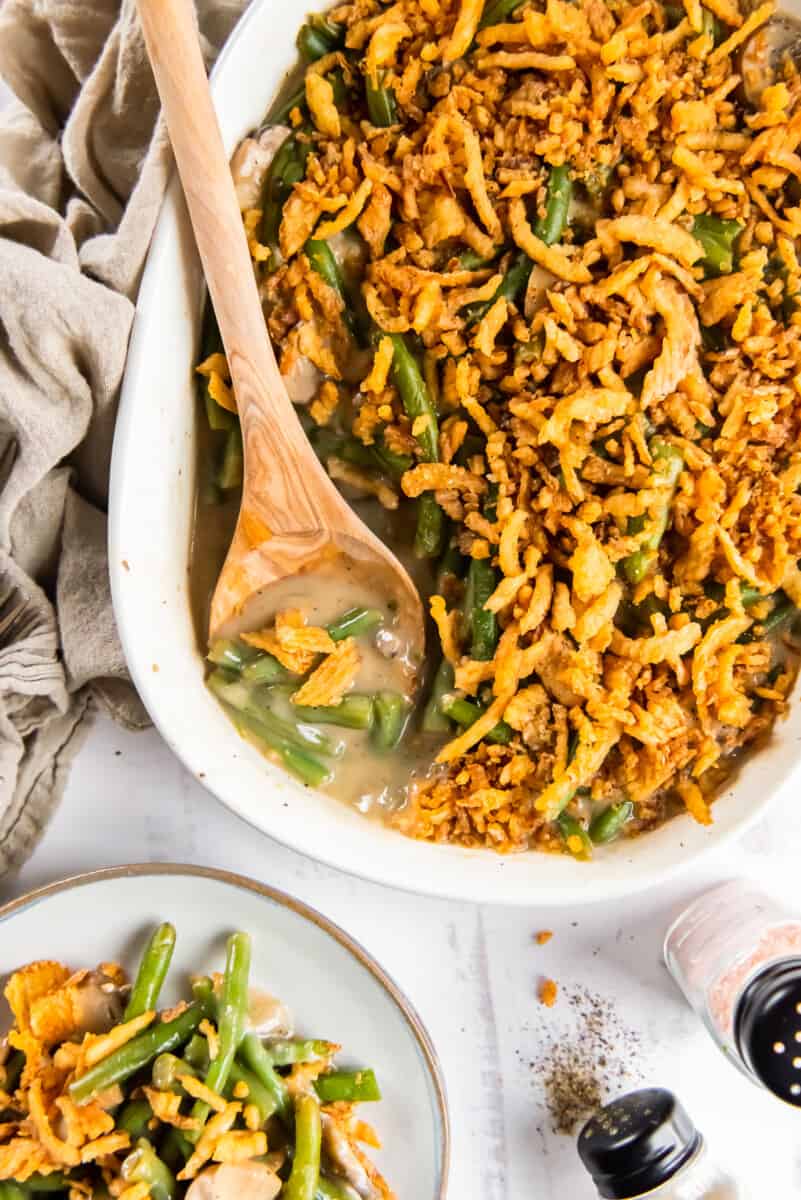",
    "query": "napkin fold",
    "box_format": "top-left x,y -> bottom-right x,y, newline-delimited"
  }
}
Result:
0,0 -> 248,873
